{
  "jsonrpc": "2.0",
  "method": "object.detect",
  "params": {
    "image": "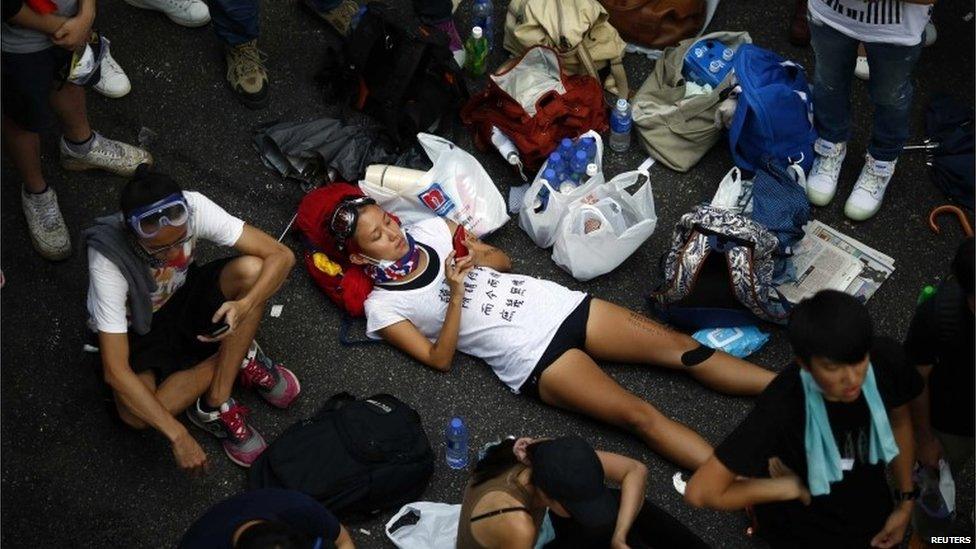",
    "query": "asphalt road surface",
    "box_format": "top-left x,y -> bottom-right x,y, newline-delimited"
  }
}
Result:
2,0 -> 974,547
